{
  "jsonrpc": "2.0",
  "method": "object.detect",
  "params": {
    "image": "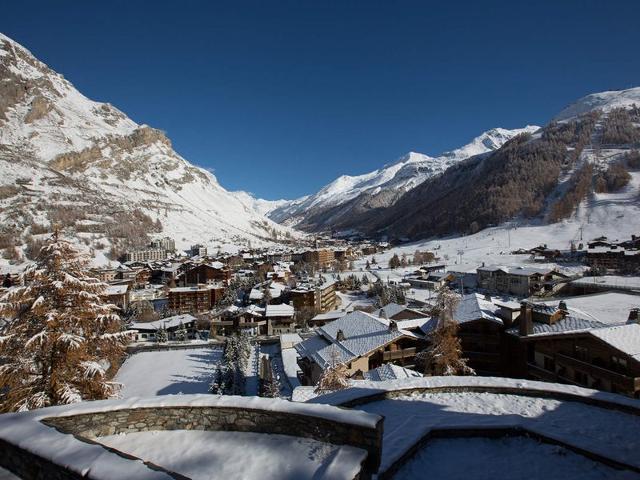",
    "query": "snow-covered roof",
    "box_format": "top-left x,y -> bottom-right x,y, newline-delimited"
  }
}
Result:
590,324 -> 640,360
453,293 -> 503,326
105,284 -> 129,295
372,303 -> 407,319
363,364 -> 422,382
265,303 -> 294,318
297,311 -> 410,366
130,314 -> 196,331
310,310 -> 348,323
477,265 -> 558,276
537,292 -> 640,327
